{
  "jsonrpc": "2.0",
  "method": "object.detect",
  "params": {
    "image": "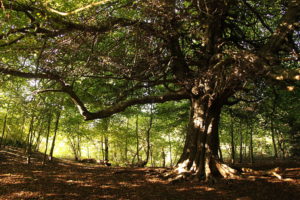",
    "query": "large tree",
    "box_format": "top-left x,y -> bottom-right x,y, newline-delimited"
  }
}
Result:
0,0 -> 299,181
